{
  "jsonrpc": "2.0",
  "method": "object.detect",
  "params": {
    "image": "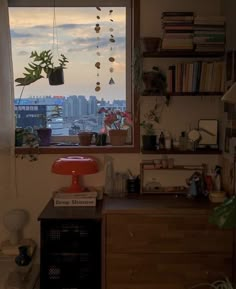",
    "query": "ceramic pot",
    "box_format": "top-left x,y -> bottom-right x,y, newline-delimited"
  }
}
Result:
78,132 -> 94,146
15,246 -> 31,266
142,135 -> 156,150
109,129 -> 128,146
37,128 -> 52,146
142,37 -> 161,52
